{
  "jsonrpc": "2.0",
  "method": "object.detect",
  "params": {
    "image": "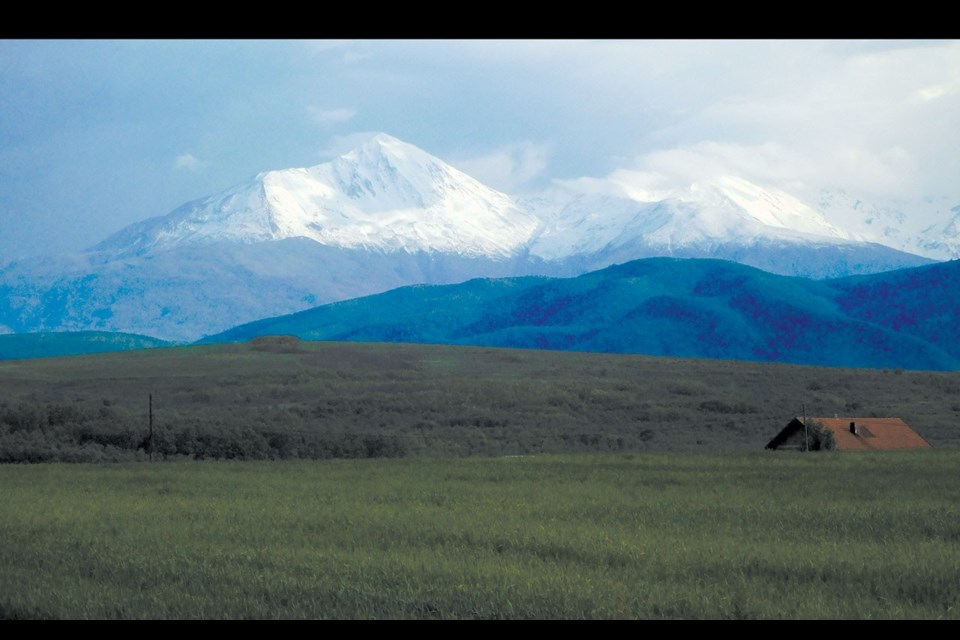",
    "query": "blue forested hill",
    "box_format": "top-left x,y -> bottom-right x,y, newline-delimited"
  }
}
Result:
829,260 -> 960,361
200,258 -> 960,371
0,331 -> 173,360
